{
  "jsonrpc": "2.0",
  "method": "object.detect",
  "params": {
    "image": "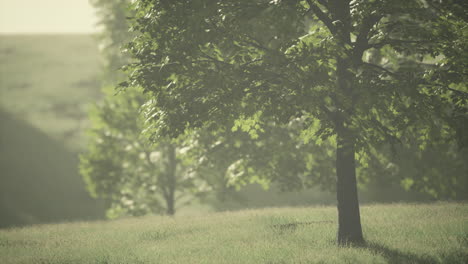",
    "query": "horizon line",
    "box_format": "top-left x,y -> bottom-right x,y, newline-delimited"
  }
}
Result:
0,31 -> 99,35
